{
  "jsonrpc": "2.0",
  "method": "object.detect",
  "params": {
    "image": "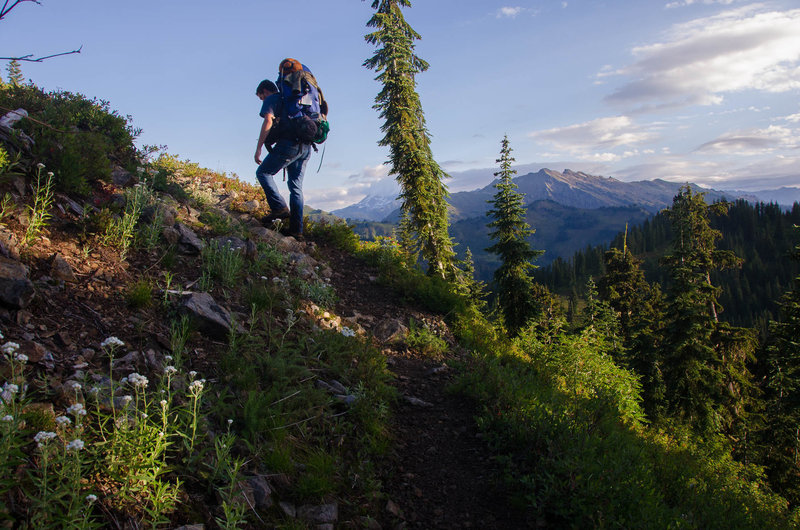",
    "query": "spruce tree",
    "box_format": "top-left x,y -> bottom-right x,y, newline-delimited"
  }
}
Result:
364,0 -> 455,277
6,59 -> 22,86
486,135 -> 544,335
660,186 -> 755,434
599,230 -> 666,415
762,231 -> 800,502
